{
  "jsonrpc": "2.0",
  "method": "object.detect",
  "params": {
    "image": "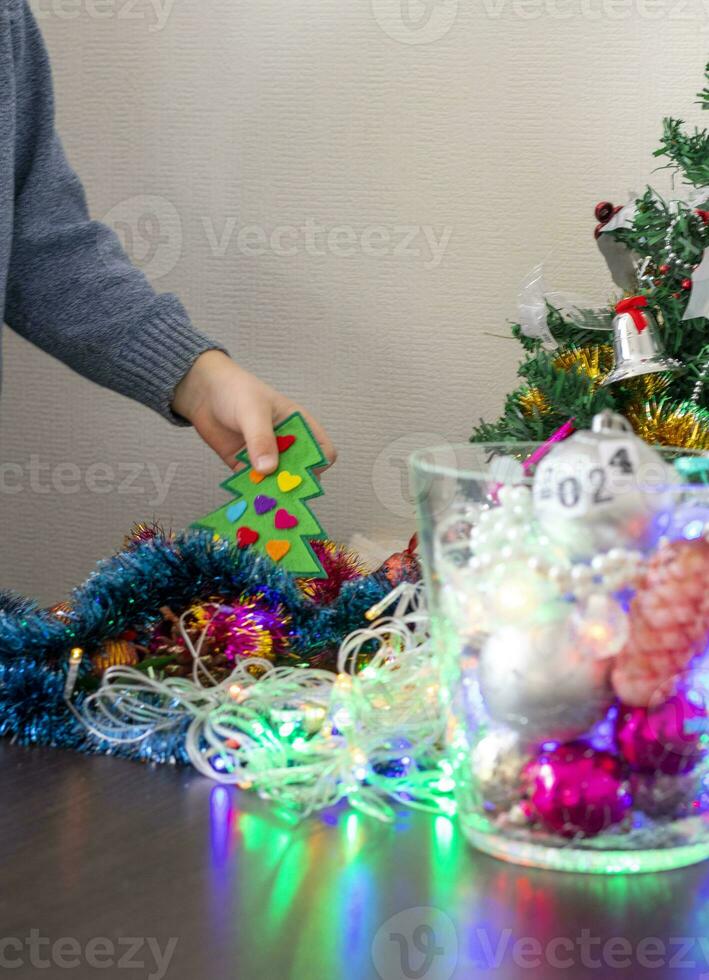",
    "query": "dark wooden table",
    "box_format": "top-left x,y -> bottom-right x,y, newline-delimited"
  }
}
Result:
1,743 -> 707,980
